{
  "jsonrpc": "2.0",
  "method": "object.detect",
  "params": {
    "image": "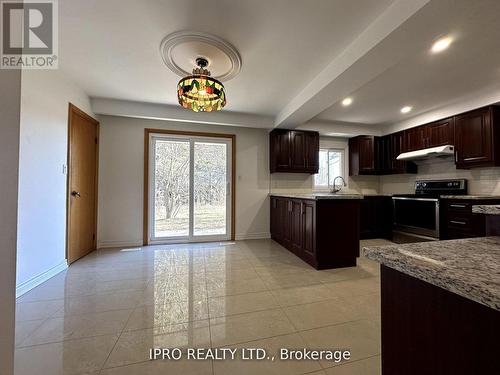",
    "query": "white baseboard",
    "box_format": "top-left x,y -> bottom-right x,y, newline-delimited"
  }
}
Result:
235,232 -> 271,240
16,260 -> 68,298
97,240 -> 143,249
